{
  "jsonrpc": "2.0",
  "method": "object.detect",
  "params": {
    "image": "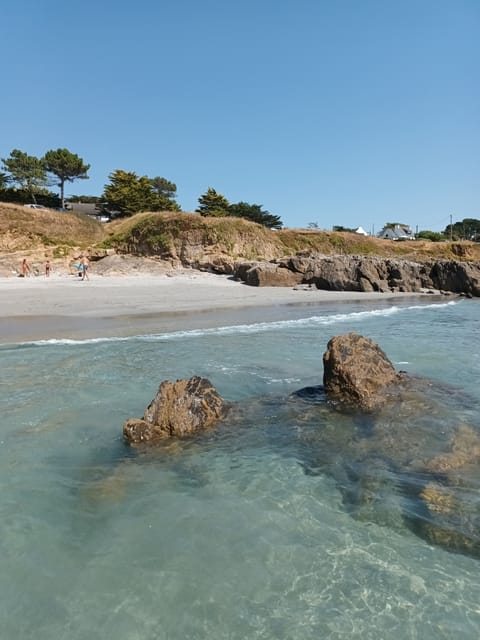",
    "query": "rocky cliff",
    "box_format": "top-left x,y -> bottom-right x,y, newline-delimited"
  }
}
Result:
233,253 -> 480,296
104,212 -> 480,272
